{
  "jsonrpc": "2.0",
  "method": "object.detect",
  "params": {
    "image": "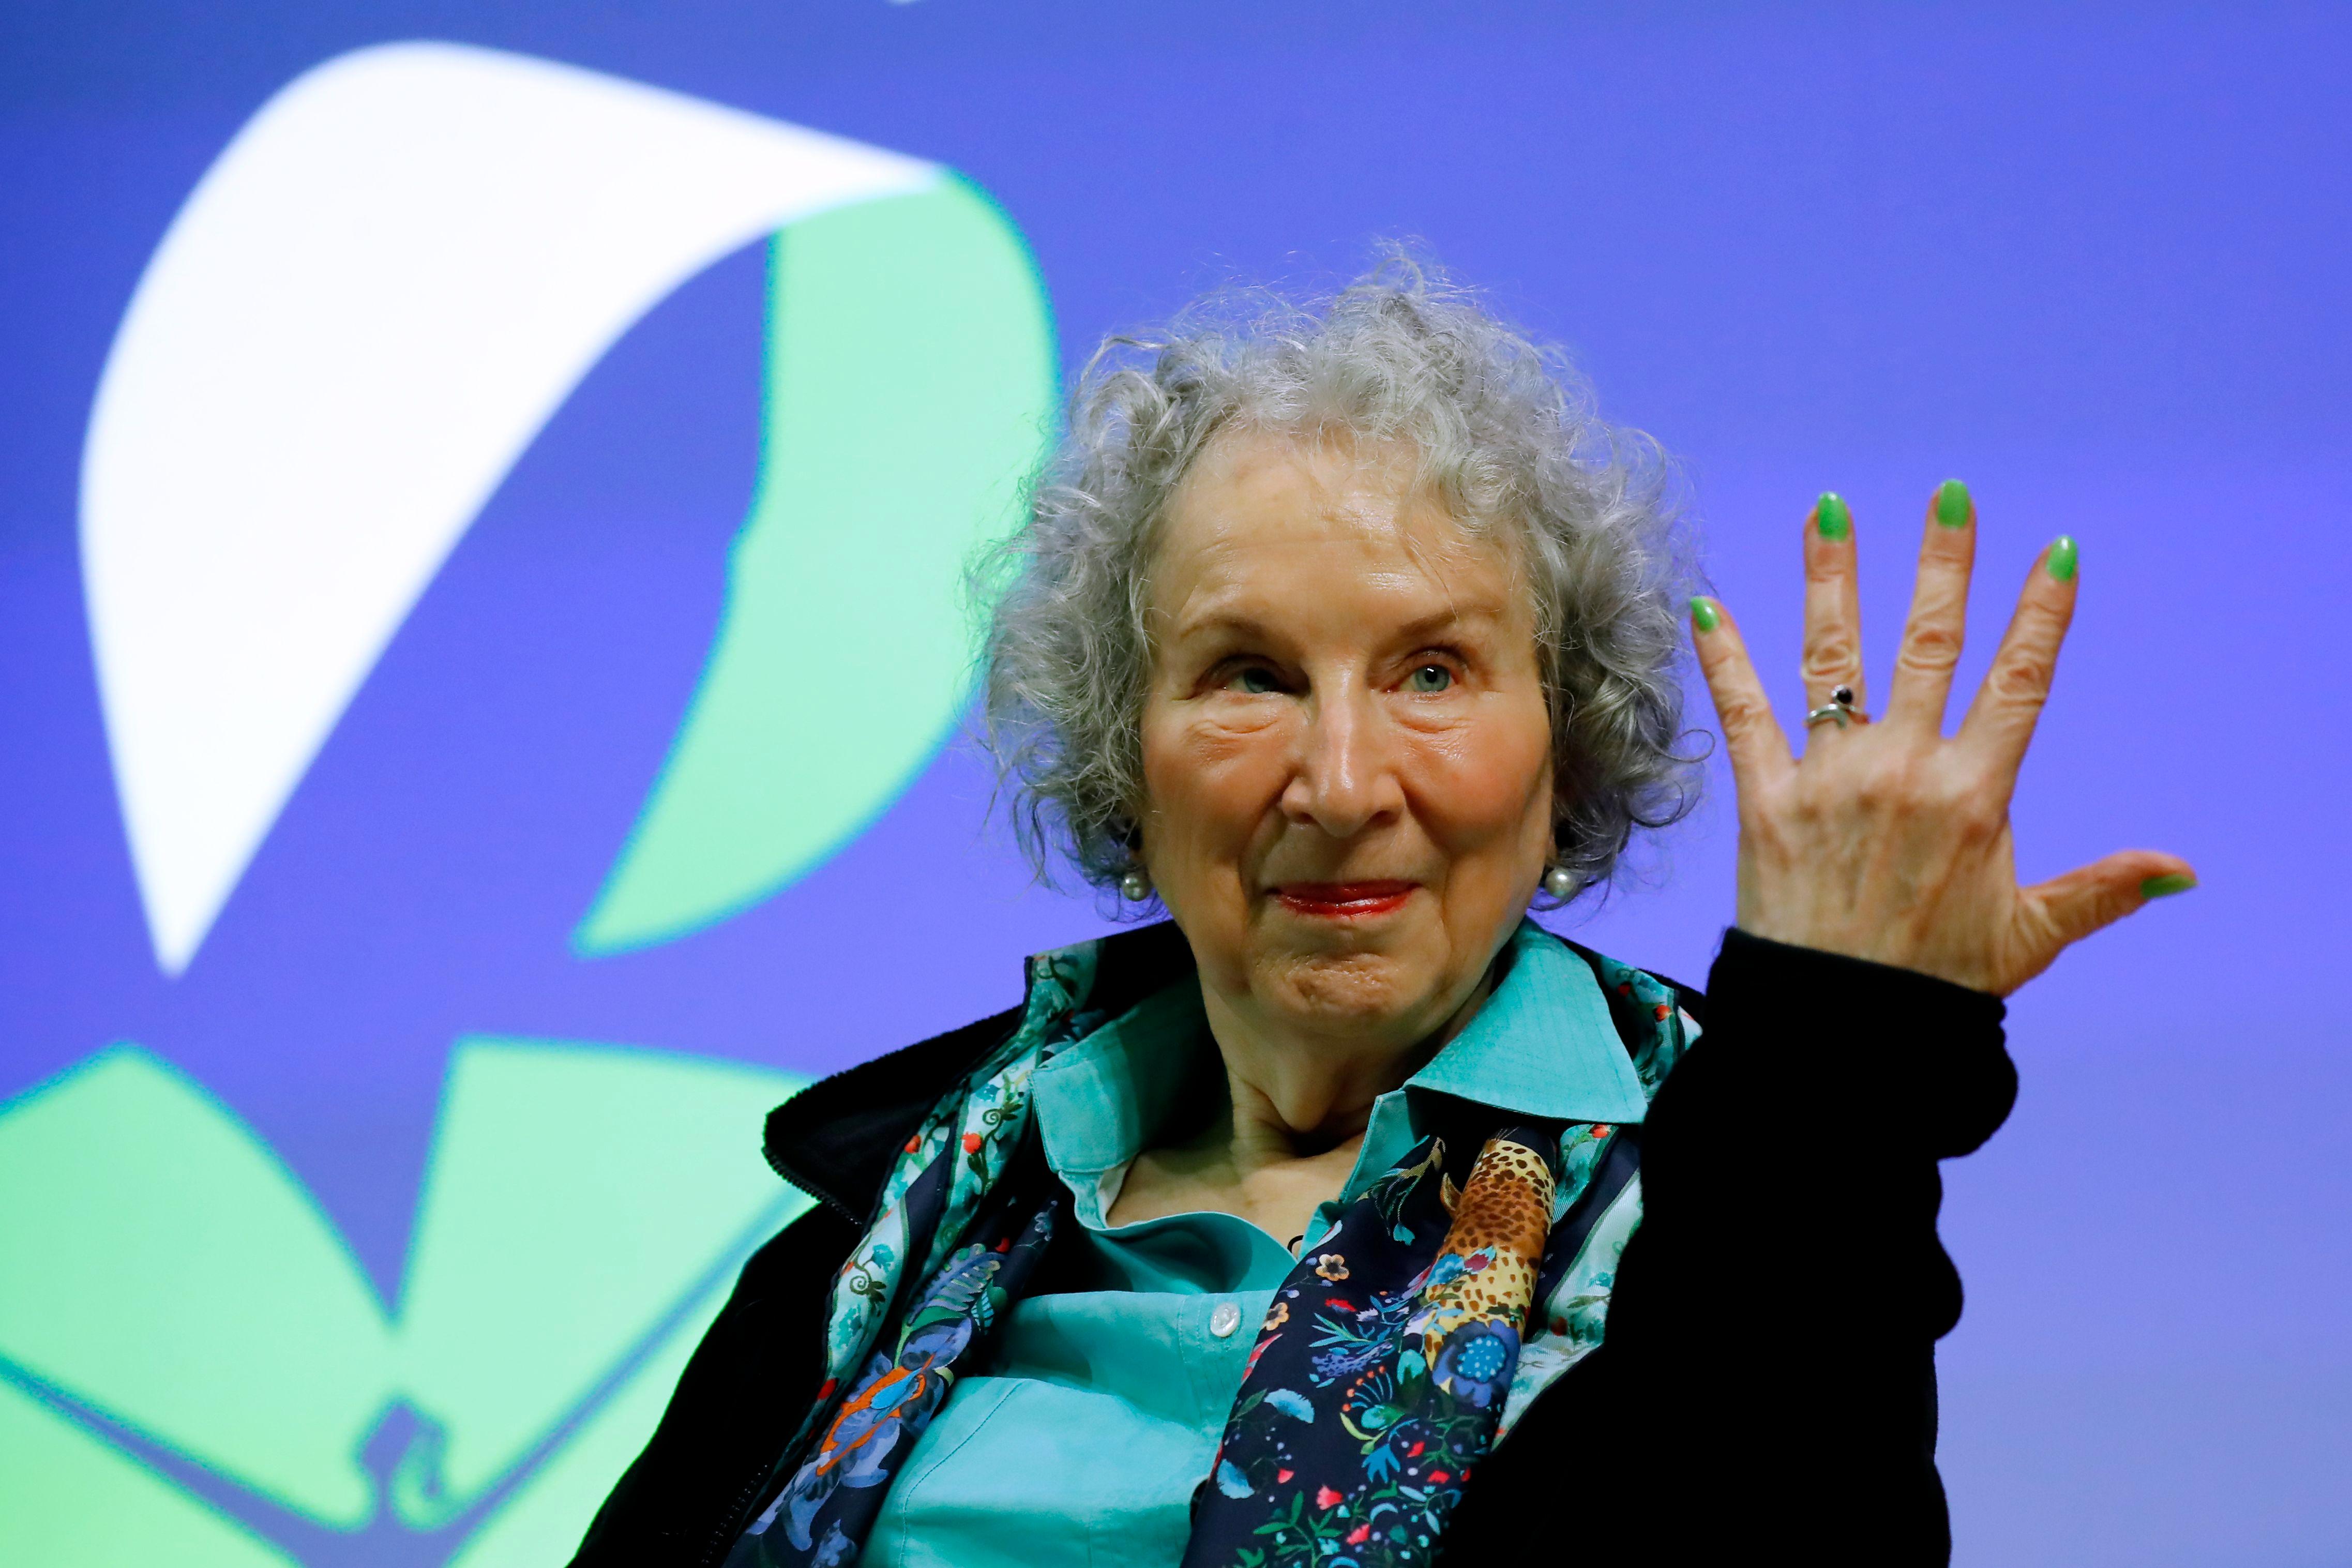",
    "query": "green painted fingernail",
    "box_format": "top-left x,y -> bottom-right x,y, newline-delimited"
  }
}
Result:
1934,478 -> 1972,528
2046,535 -> 2078,581
1690,596 -> 1721,632
2140,873 -> 2196,899
1815,491 -> 1850,540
